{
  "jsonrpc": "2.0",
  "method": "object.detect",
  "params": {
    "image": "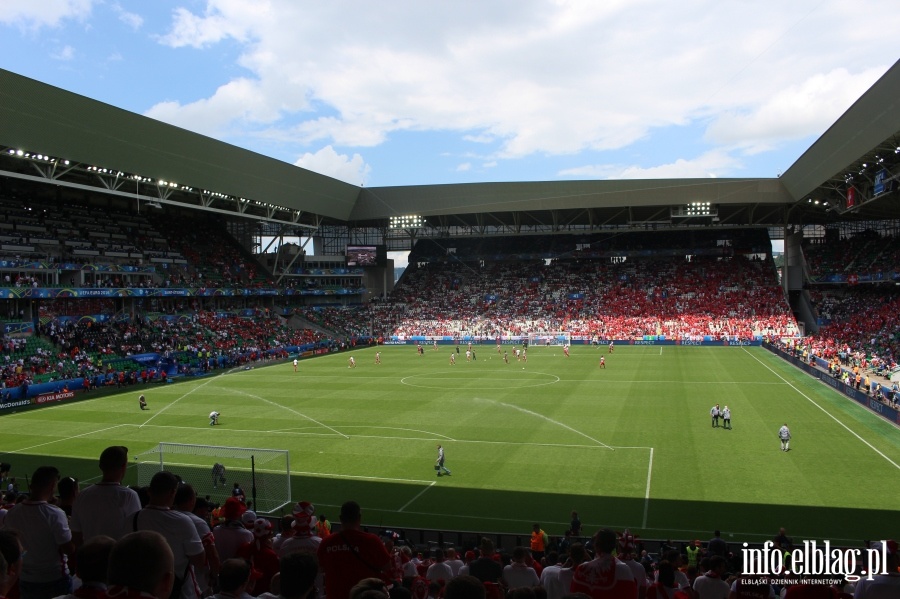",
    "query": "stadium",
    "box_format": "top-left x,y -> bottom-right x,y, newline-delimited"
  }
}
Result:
1,50 -> 899,597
